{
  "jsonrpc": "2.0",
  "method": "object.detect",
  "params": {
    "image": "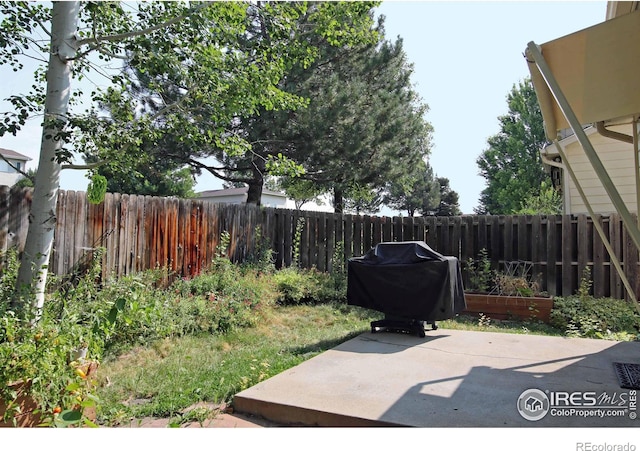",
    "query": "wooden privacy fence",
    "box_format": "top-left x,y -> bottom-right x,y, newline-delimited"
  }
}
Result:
1,185 -> 639,300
